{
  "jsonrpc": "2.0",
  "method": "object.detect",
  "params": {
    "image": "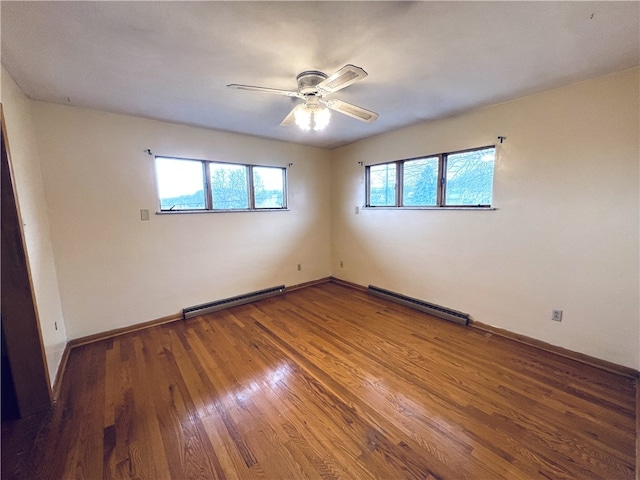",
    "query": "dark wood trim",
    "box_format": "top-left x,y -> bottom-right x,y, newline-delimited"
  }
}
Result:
60,277 -> 639,393
636,377 -> 639,480
1,105 -> 53,416
286,277 -> 331,292
329,276 -> 368,292
47,276 -> 640,478
469,320 -> 639,379
67,313 -> 183,349
16,282 -> 635,479
52,343 -> 71,402
329,277 -> 640,380
66,278 -> 333,351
